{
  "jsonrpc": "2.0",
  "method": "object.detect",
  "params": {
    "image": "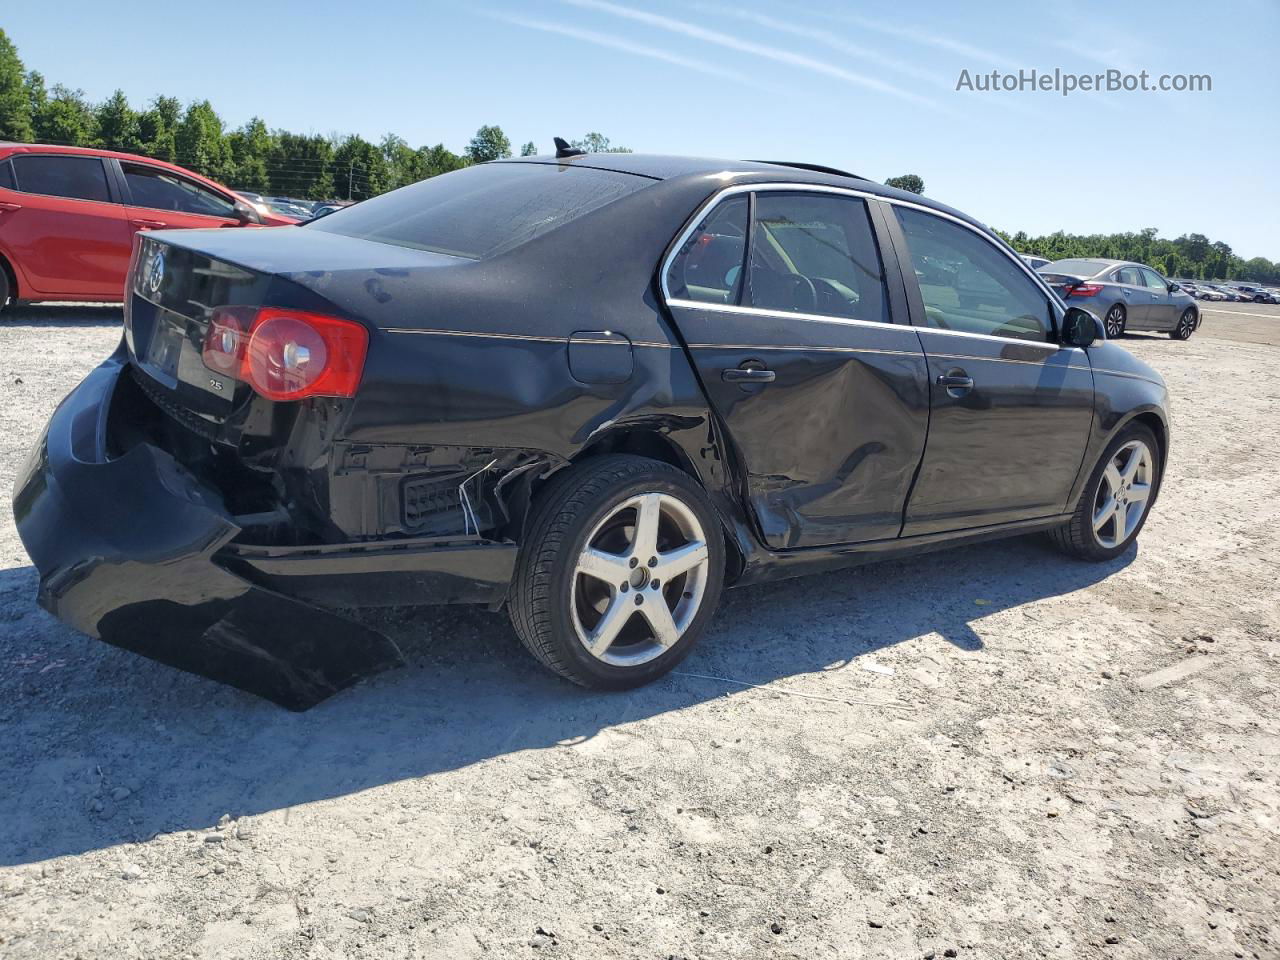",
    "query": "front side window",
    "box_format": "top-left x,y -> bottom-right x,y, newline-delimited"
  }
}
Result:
1140,267 -> 1167,292
895,206 -> 1050,342
11,155 -> 110,203
122,163 -> 236,218
665,196 -> 747,304
747,193 -> 889,322
0,160 -> 14,191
